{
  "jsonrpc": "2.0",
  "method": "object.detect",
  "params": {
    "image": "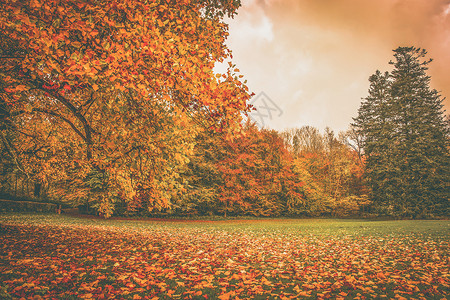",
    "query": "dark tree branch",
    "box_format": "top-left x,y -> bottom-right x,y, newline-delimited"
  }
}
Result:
29,76 -> 94,159
32,108 -> 88,144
